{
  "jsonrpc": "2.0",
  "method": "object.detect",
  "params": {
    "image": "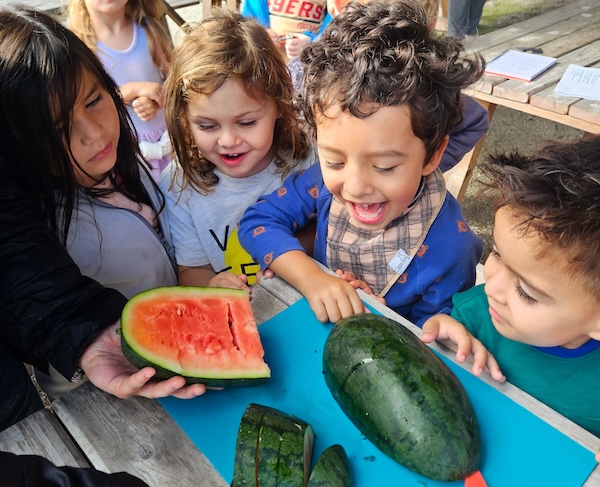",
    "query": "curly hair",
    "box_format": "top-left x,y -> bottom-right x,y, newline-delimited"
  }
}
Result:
299,0 -> 485,163
481,136 -> 600,300
164,8 -> 310,194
